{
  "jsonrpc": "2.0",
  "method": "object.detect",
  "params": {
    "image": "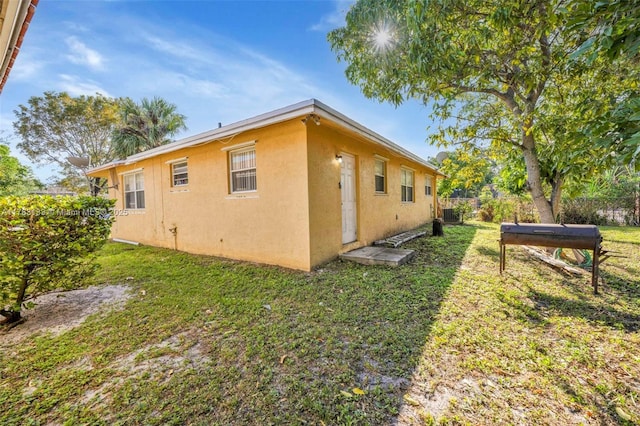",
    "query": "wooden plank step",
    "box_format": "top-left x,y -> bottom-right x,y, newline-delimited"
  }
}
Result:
374,230 -> 426,248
